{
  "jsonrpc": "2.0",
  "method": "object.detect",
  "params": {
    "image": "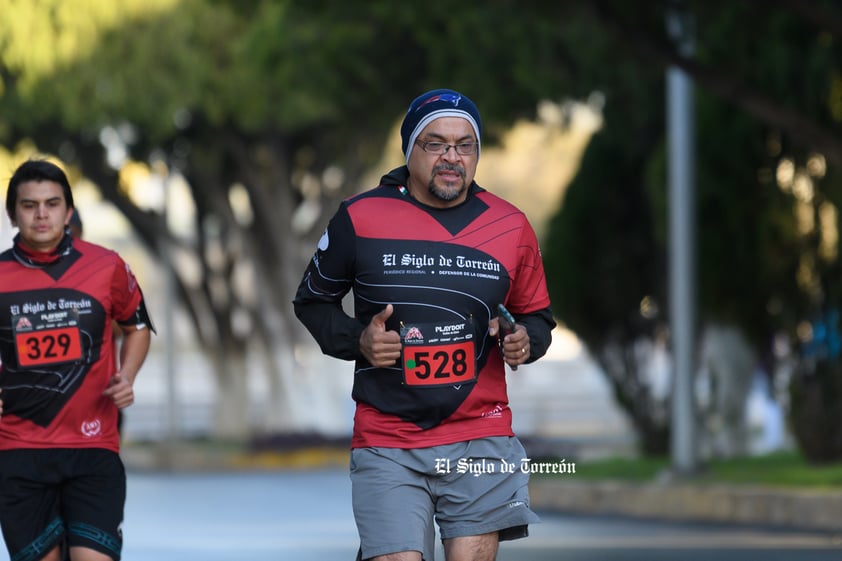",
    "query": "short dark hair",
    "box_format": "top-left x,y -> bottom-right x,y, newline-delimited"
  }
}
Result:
6,159 -> 75,219
69,207 -> 83,235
